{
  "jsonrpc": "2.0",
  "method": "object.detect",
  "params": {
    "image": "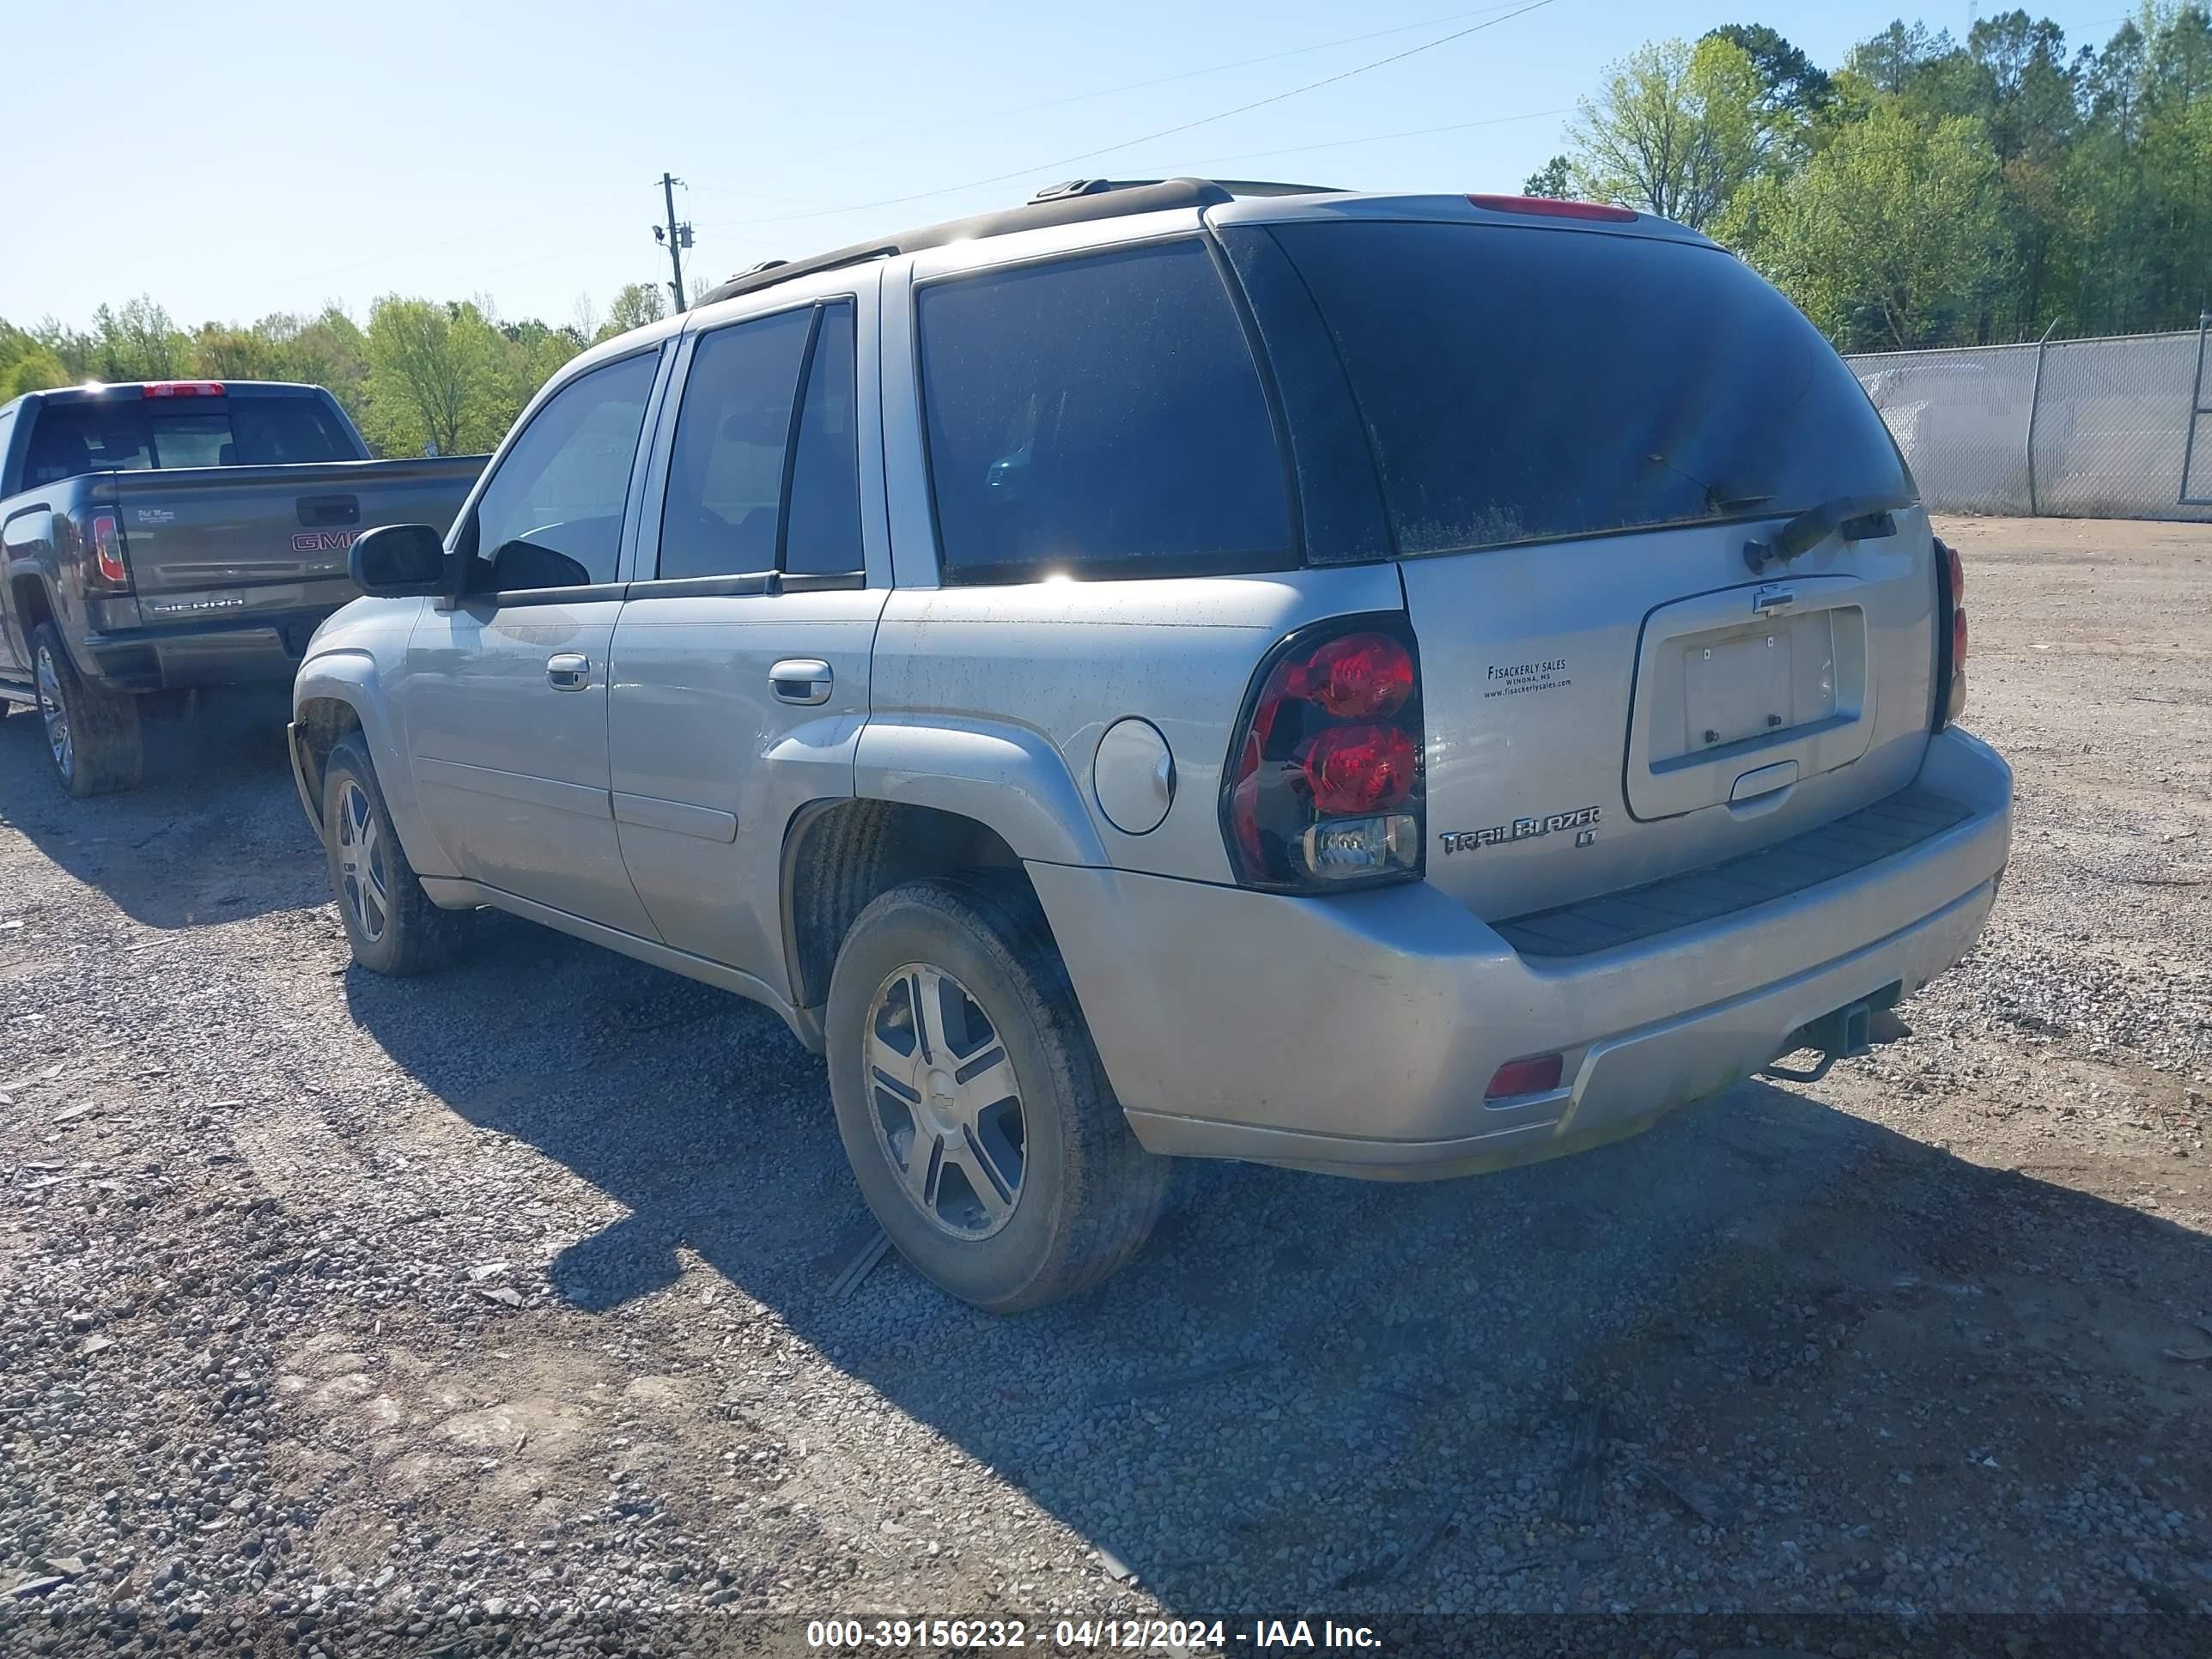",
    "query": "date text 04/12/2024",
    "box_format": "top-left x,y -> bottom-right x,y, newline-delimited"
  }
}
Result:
804,1618 -> 1382,1650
